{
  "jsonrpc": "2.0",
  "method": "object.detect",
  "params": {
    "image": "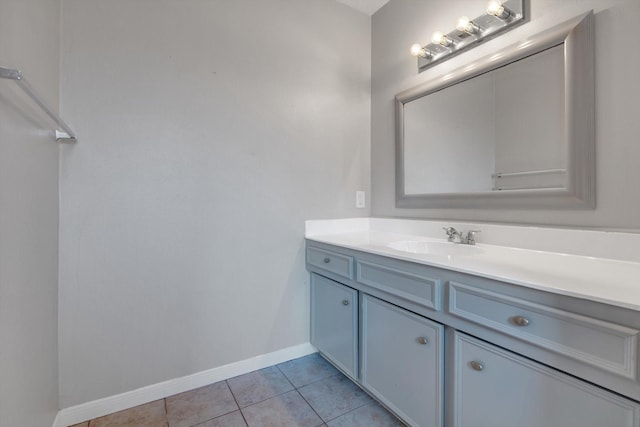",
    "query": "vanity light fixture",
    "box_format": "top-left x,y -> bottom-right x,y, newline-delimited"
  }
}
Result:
410,0 -> 527,72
